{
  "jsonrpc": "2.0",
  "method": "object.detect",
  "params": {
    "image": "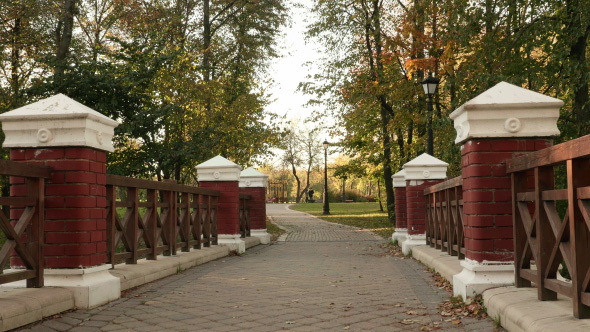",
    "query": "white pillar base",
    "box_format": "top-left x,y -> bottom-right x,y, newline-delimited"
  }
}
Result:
392,228 -> 408,244
218,234 -> 246,254
250,229 -> 271,244
44,265 -> 120,309
453,259 -> 514,299
401,233 -> 426,256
